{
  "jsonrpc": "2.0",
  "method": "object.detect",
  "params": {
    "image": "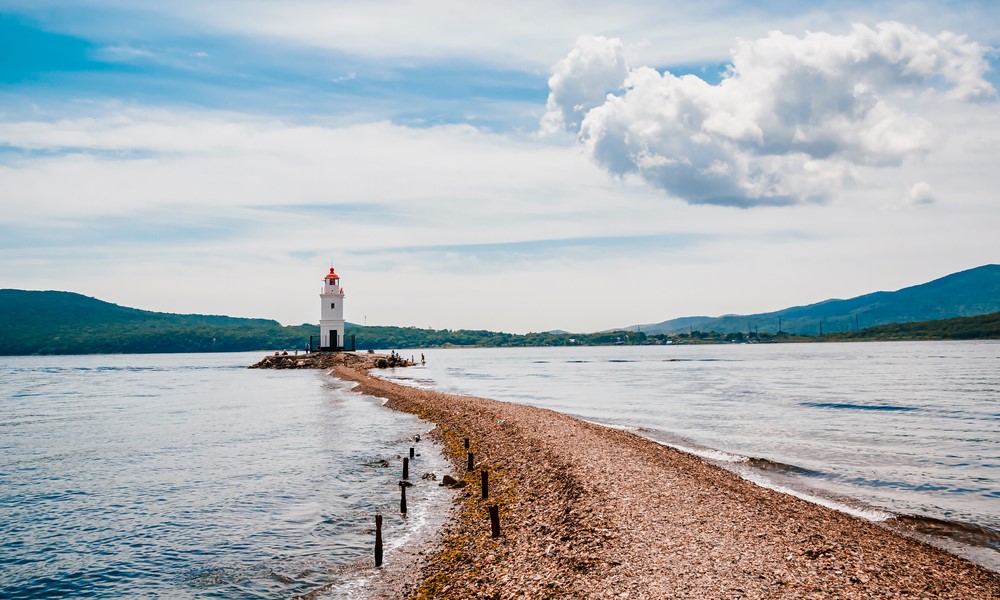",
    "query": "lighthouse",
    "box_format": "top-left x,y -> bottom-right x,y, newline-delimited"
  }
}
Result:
319,266 -> 346,350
